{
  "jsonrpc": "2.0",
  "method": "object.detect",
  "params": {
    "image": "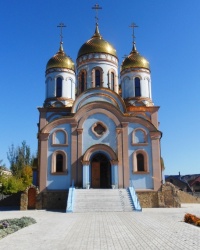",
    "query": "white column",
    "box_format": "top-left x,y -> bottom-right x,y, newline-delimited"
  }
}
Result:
111,160 -> 119,188
82,161 -> 90,188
